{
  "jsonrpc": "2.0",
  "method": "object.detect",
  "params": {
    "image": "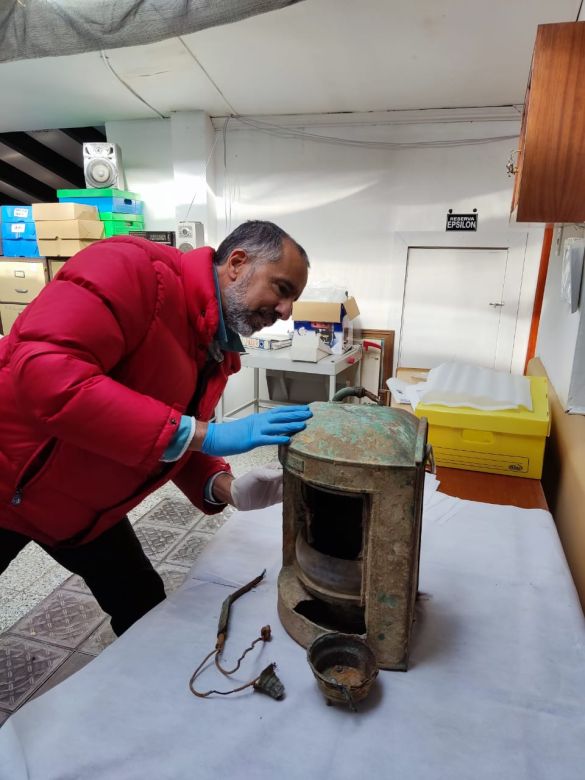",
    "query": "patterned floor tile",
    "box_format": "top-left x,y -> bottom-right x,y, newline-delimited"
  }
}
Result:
9,589 -> 105,650
31,651 -> 95,700
134,499 -> 202,529
133,525 -> 187,562
79,620 -> 117,657
0,453 -> 273,697
61,574 -> 92,594
156,563 -> 190,594
0,635 -> 69,711
164,531 -> 211,567
194,512 -> 231,534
